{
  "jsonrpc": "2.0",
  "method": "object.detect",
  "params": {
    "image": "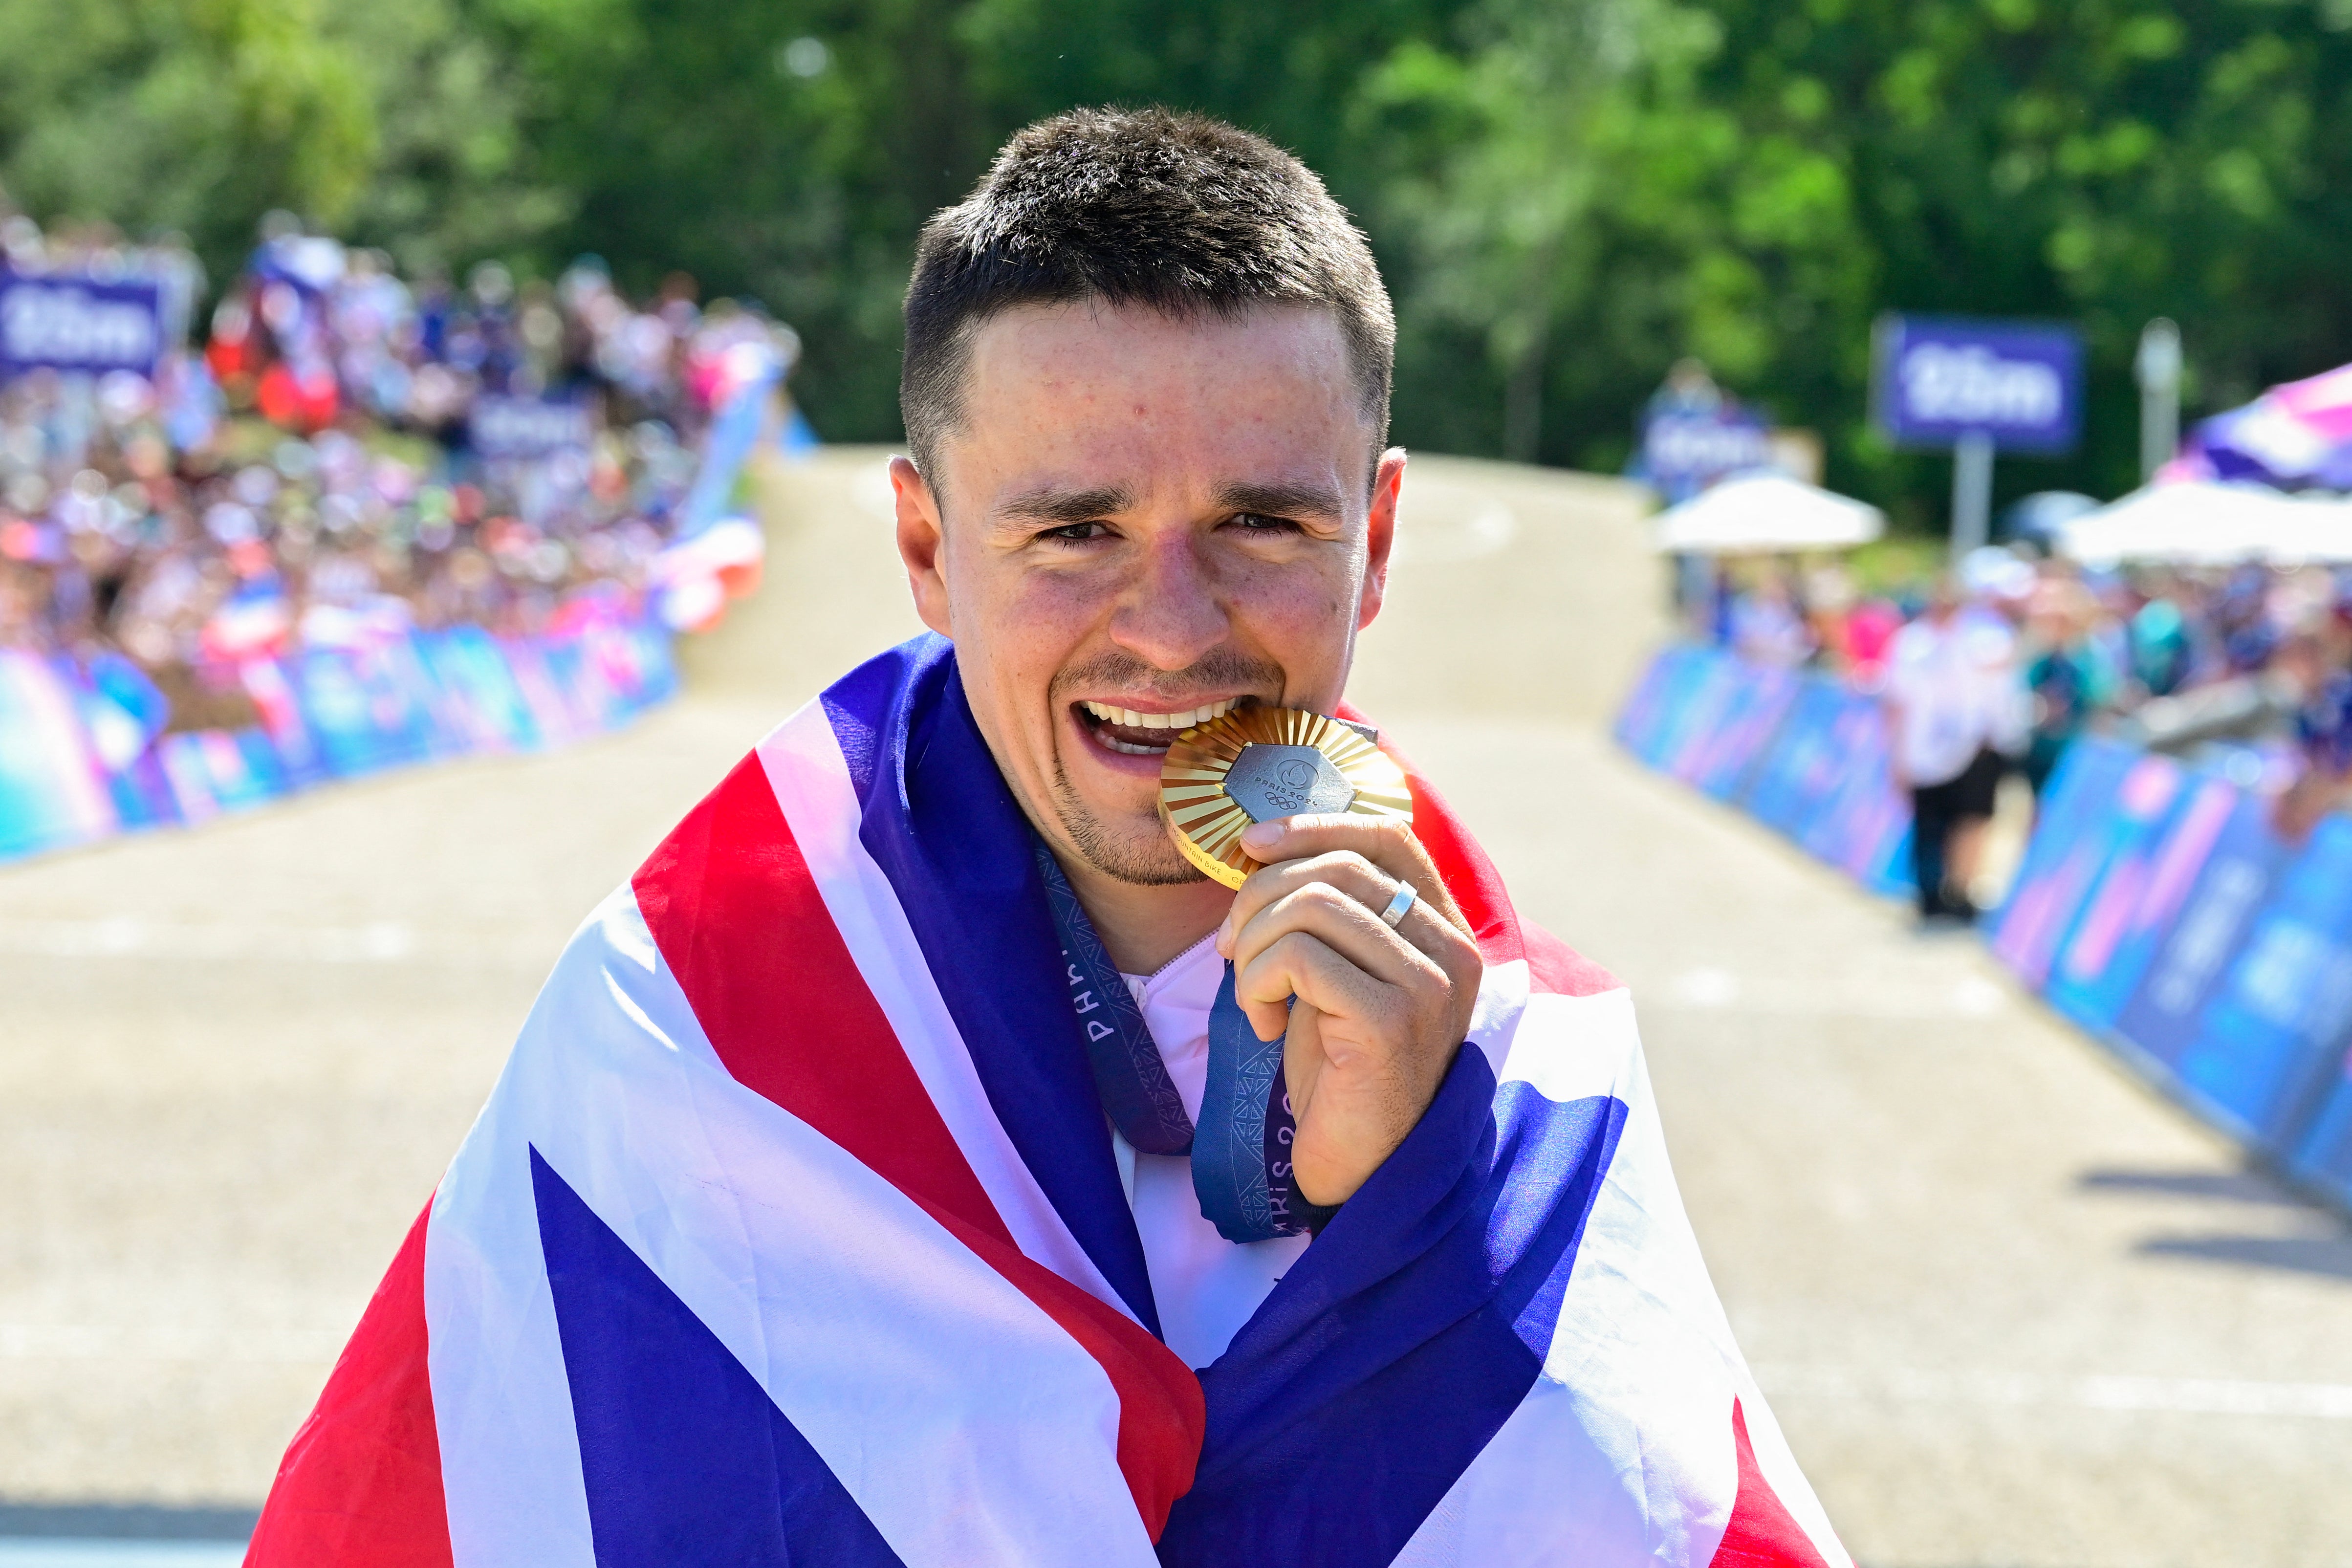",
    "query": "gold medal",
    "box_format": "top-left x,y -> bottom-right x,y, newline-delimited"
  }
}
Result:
1157,706 -> 1414,889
